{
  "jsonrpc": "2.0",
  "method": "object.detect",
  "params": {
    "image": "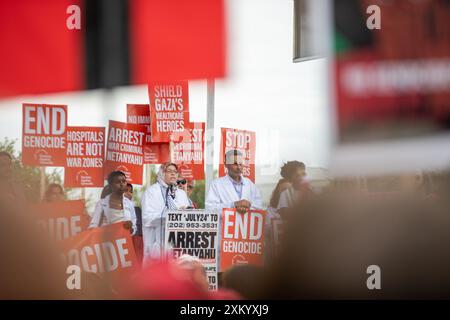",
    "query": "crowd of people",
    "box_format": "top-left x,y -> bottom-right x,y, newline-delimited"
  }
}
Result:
1,147 -> 450,299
